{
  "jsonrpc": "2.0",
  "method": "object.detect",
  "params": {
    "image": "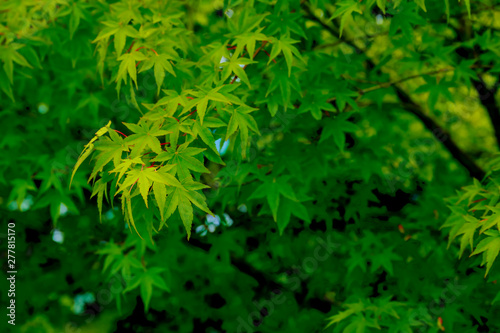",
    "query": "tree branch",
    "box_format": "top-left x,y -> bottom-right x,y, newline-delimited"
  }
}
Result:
303,4 -> 485,180
329,67 -> 455,102
471,75 -> 500,149
393,89 -> 485,180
